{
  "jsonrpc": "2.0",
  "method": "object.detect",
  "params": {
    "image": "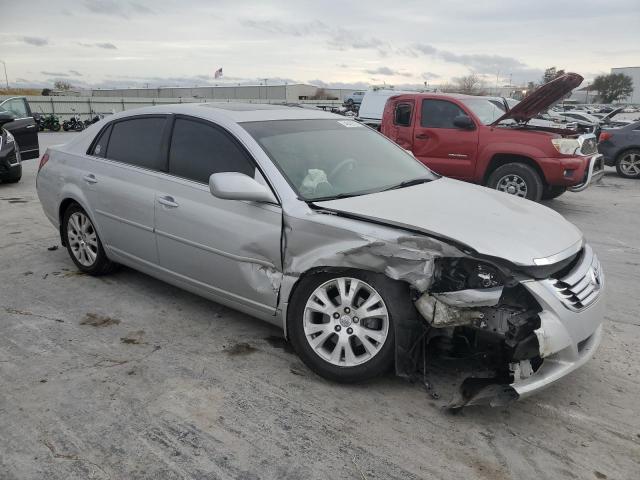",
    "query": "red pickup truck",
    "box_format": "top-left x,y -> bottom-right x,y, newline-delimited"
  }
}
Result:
380,73 -> 604,201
